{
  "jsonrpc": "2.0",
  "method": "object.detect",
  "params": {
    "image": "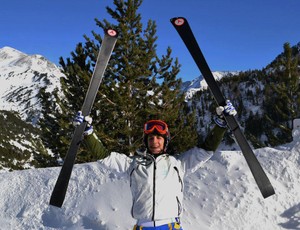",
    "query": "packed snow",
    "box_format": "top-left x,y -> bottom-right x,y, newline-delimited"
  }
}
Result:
0,122 -> 299,229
